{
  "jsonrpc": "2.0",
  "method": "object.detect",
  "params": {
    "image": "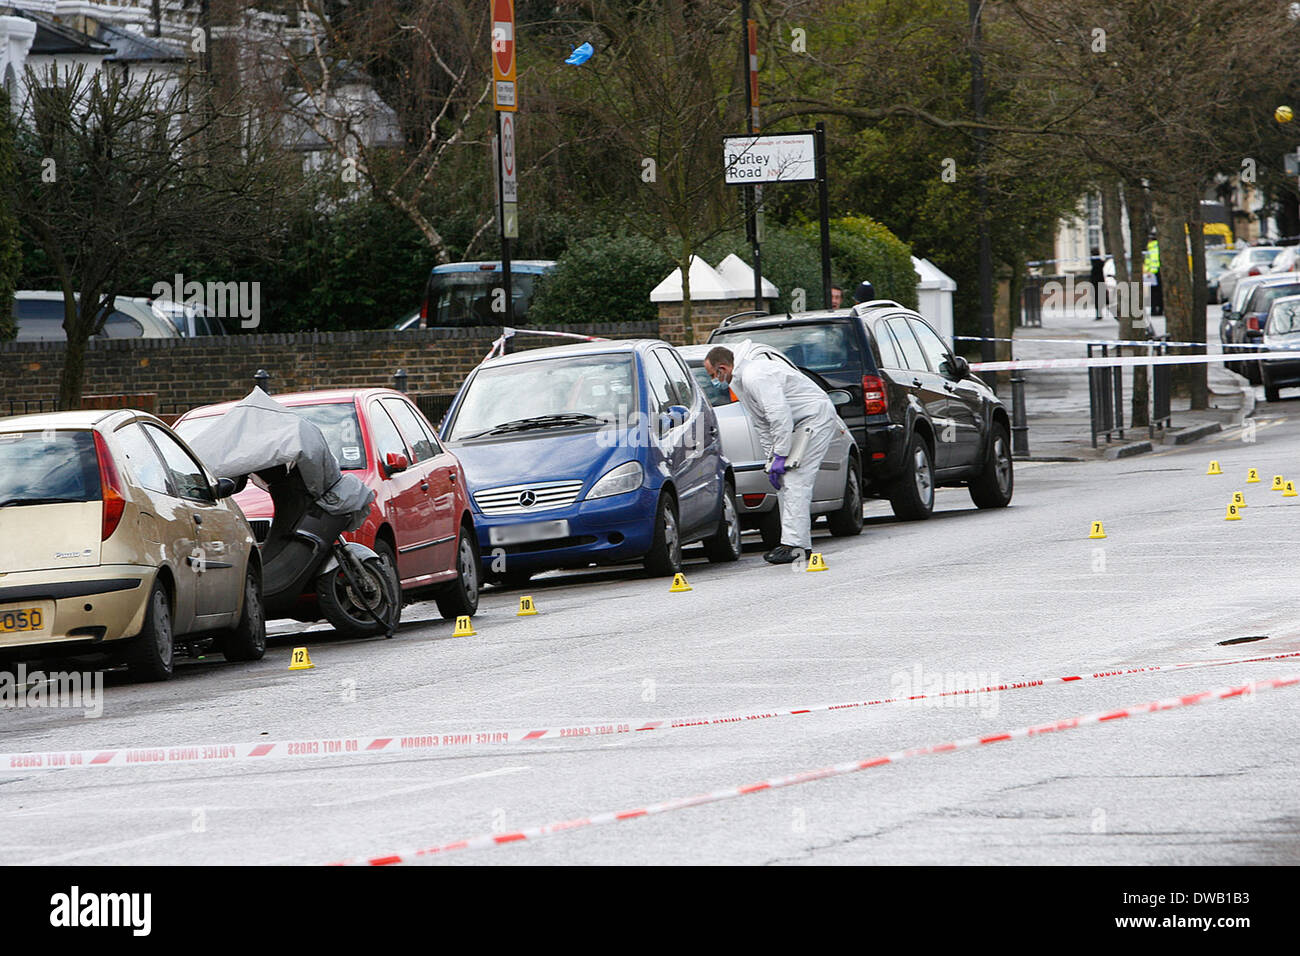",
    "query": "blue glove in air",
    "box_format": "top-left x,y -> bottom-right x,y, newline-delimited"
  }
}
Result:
768,454 -> 787,490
